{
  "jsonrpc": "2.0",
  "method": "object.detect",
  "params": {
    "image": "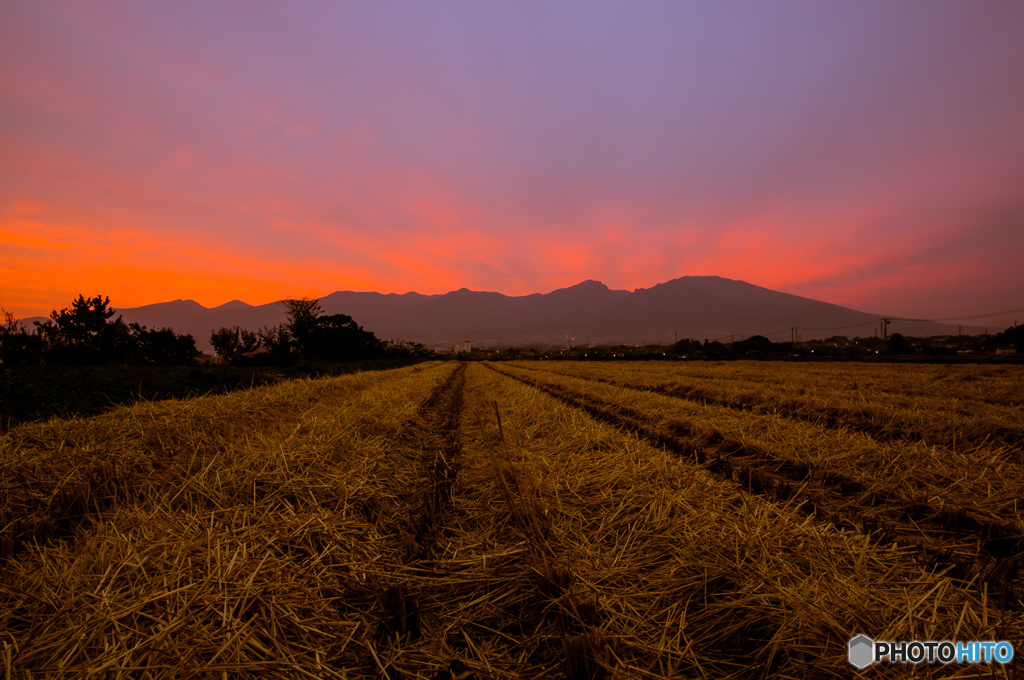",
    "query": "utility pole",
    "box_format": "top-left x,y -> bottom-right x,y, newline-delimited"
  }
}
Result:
881,317 -> 891,342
